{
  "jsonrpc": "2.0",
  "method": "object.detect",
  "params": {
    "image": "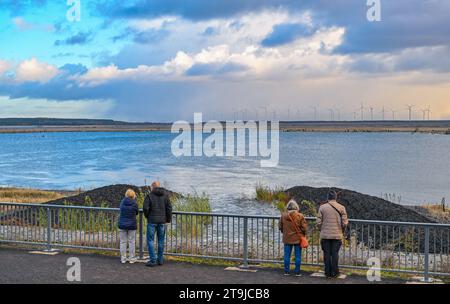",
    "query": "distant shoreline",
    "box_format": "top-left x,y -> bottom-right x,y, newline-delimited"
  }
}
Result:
1,121 -> 450,134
